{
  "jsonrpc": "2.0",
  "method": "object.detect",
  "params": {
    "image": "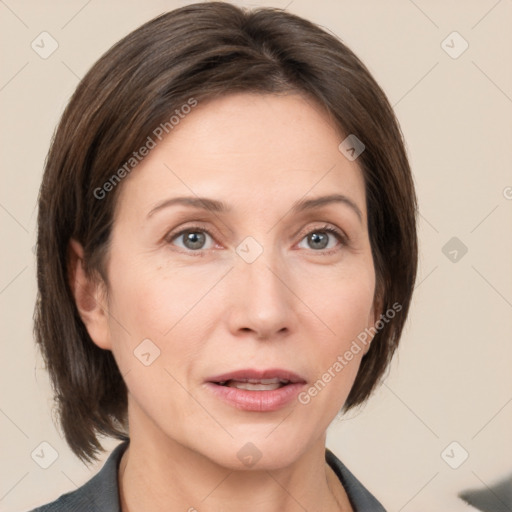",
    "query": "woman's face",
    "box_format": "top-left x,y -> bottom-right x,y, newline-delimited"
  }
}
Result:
93,92 -> 378,469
